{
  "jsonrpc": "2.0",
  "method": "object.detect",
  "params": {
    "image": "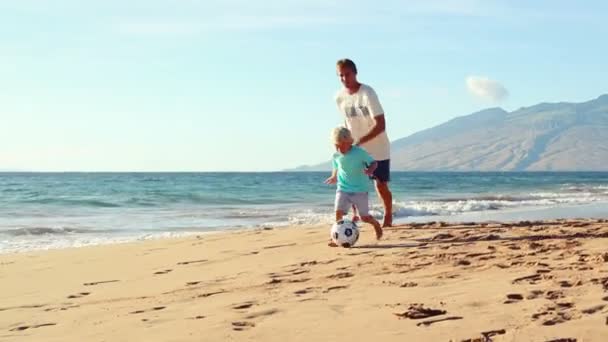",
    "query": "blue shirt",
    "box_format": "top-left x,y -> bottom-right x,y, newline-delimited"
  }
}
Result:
332,145 -> 375,193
